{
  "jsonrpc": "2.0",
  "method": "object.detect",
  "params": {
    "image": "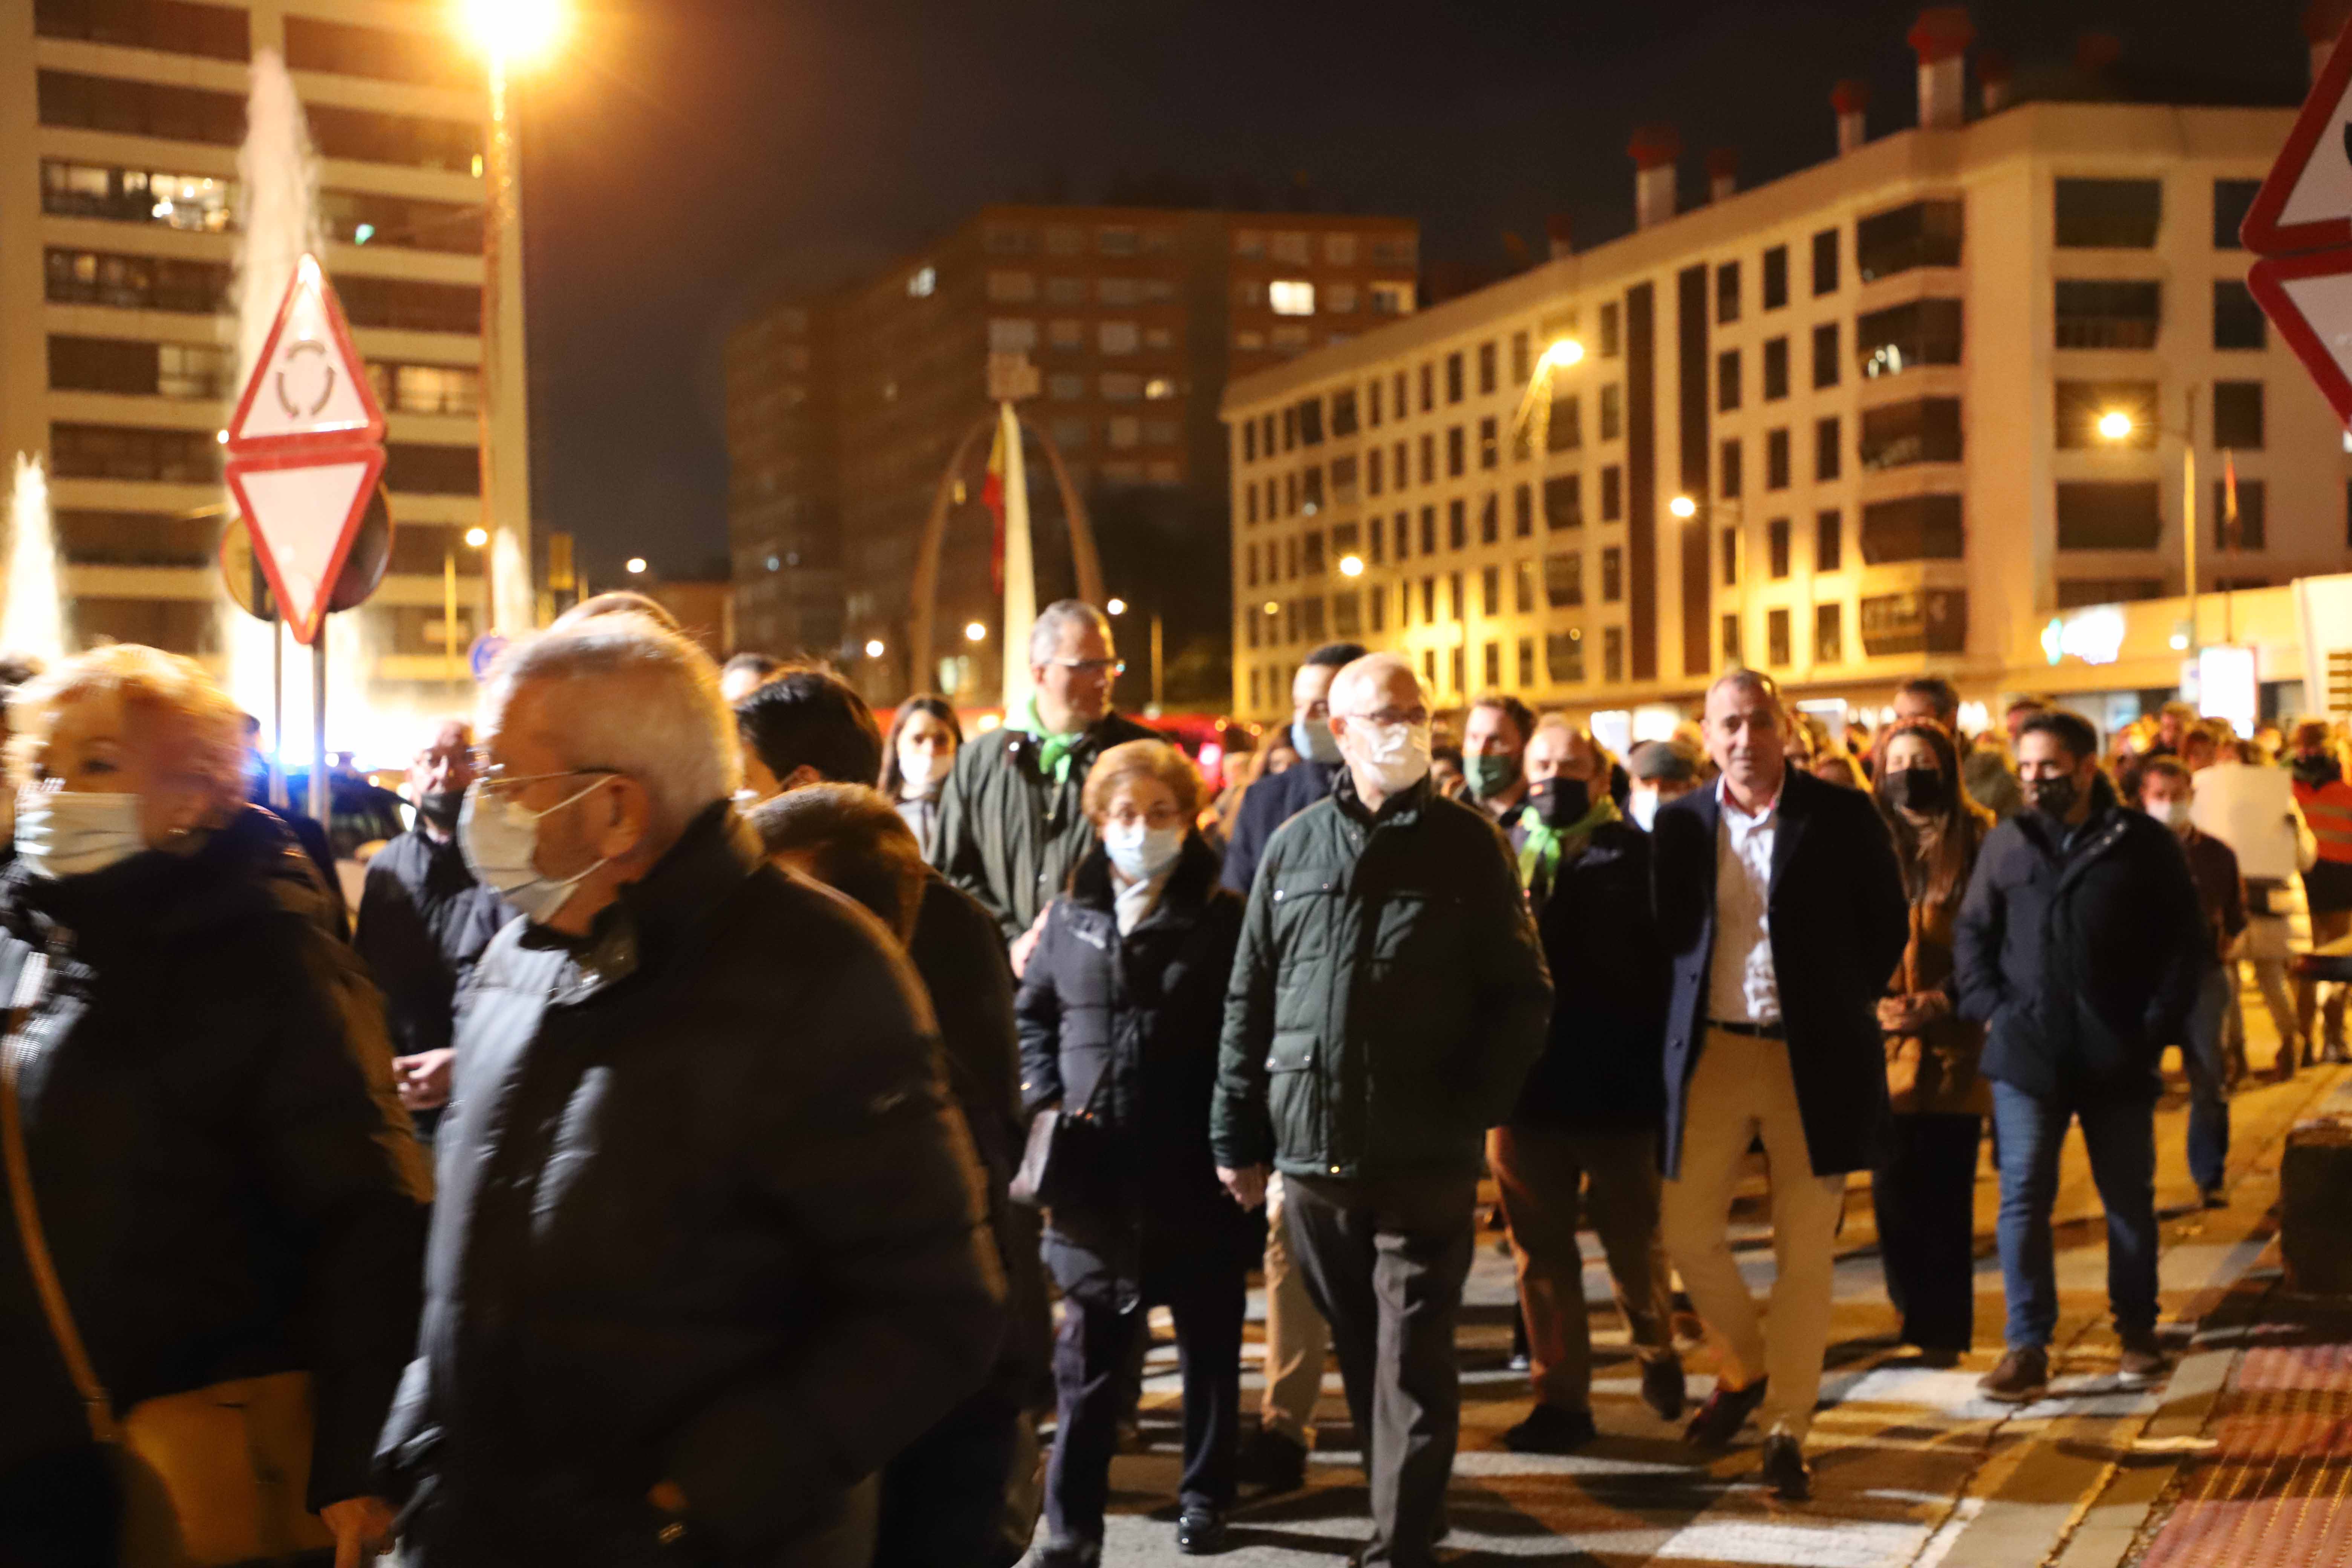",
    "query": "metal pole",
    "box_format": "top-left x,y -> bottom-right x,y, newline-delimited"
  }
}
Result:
444,545 -> 459,685
308,633 -> 328,827
2184,386 -> 2200,657
268,619 -> 287,810
1150,612 -> 1164,712
478,61 -> 515,635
